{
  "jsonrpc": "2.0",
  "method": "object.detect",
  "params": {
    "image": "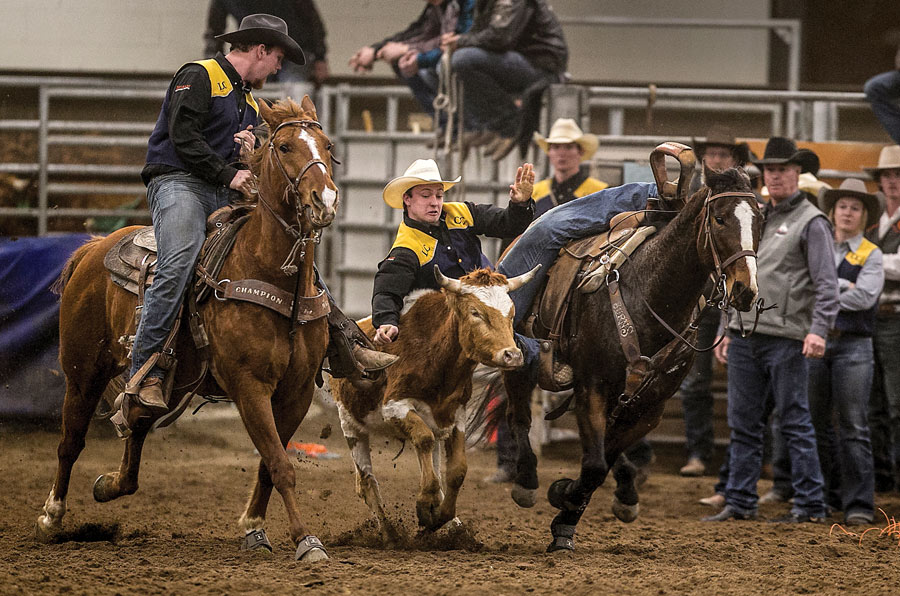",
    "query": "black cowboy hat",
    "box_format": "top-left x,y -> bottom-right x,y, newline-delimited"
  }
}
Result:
692,125 -> 751,165
215,14 -> 306,65
752,136 -> 820,175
